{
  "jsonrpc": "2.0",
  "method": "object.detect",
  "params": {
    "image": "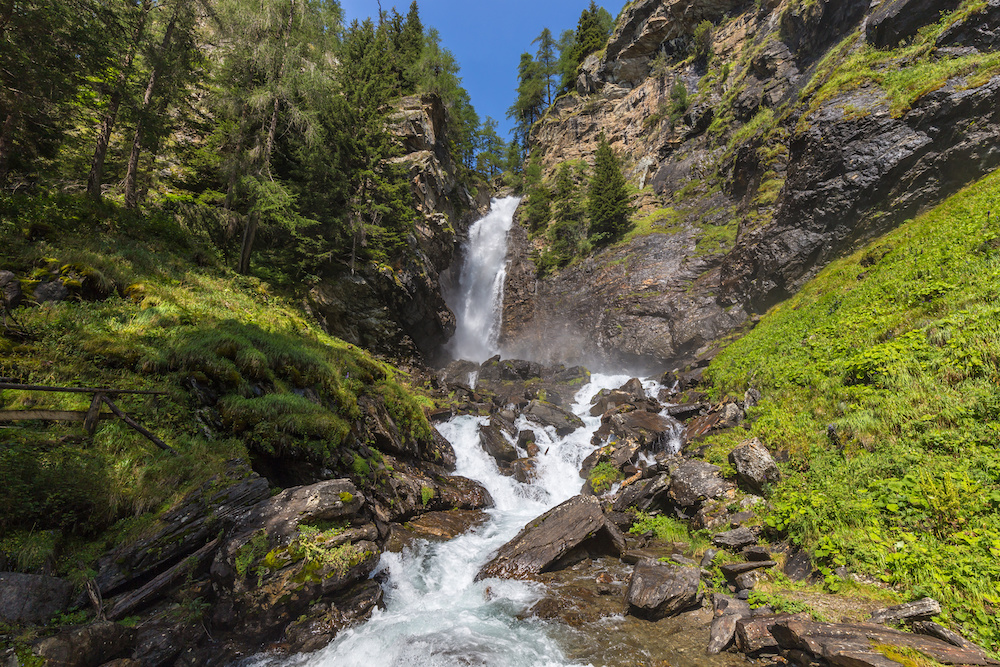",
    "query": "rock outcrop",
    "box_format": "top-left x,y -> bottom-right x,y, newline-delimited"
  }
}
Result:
306,94 -> 489,363
500,0 -> 1000,371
